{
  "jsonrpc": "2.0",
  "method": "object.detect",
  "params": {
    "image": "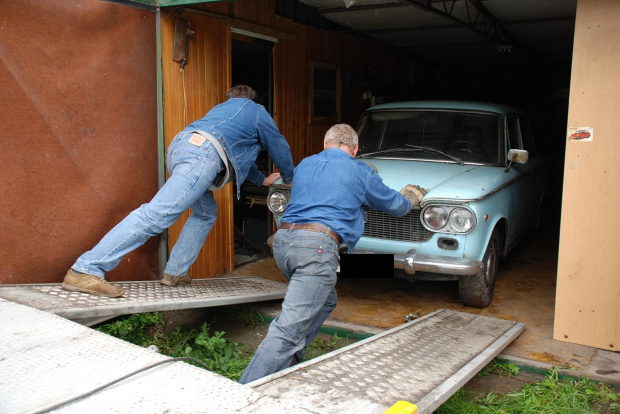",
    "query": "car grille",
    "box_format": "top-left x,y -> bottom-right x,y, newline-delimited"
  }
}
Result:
363,206 -> 432,242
